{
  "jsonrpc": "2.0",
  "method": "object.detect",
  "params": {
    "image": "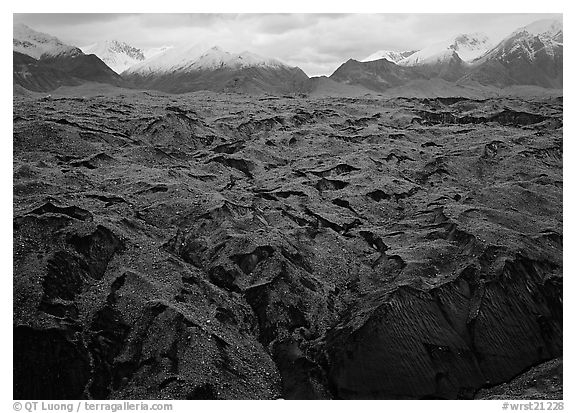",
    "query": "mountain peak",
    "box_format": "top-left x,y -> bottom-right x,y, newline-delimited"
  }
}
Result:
125,44 -> 289,75
81,40 -> 146,74
13,23 -> 82,59
514,19 -> 562,38
190,47 -> 287,70
361,50 -> 416,64
509,18 -> 563,49
82,40 -> 145,57
464,18 -> 563,88
479,18 -> 564,64
398,32 -> 492,66
453,33 -> 490,48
